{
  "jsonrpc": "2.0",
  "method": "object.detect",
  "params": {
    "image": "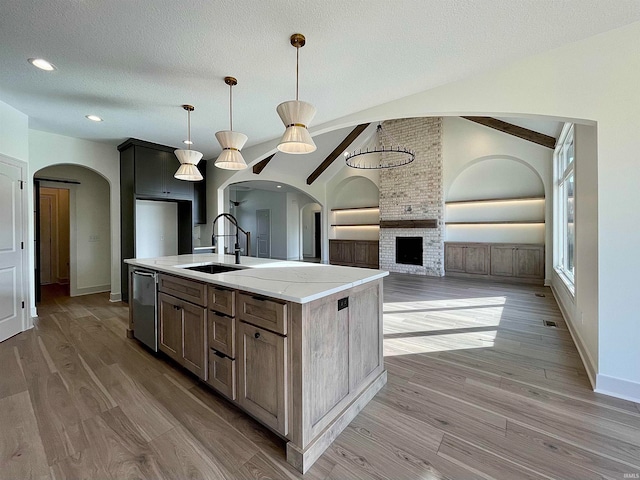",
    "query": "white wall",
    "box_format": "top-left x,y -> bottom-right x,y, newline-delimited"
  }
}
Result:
0,100 -> 29,162
552,124 -> 599,385
37,165 -> 111,296
29,129 -> 121,305
135,200 -> 178,258
286,192 -> 301,260
235,189 -> 287,259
